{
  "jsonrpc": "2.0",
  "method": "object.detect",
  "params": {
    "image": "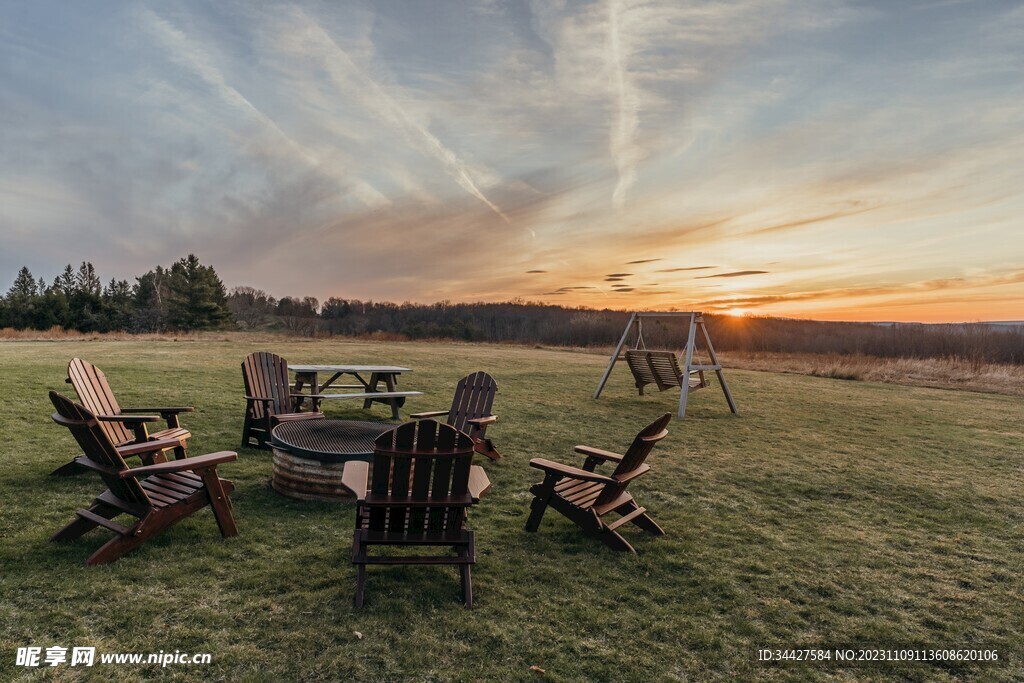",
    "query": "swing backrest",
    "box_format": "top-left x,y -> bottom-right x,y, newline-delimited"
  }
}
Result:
625,350 -> 682,391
